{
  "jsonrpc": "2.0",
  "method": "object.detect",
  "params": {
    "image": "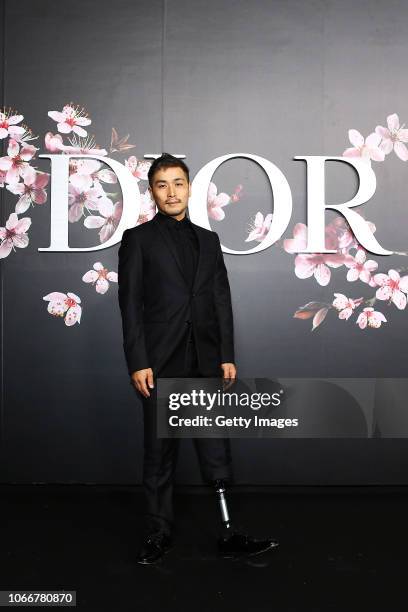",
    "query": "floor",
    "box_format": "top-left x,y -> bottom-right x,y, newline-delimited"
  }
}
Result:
1,485 -> 407,611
